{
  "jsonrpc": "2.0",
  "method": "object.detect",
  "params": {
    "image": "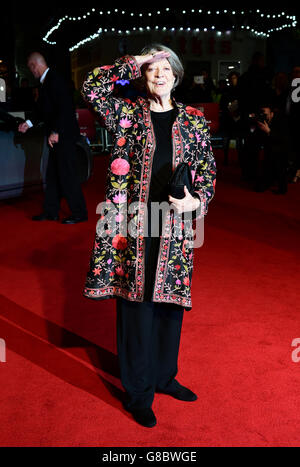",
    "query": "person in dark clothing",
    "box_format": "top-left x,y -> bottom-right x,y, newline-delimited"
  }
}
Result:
286,66 -> 300,183
13,78 -> 35,110
239,52 -> 273,115
270,72 -> 289,114
18,52 -> 87,224
81,44 -> 216,428
219,71 -> 247,167
242,104 -> 291,194
186,70 -> 215,104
